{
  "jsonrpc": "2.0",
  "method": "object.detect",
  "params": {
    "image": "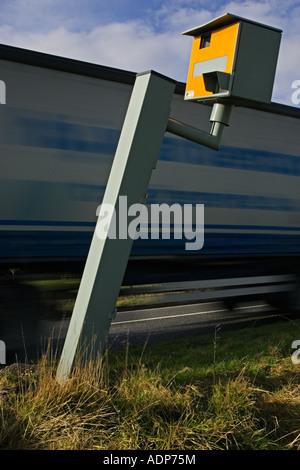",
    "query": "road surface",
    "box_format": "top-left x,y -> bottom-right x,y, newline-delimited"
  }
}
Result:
3,298 -> 292,363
